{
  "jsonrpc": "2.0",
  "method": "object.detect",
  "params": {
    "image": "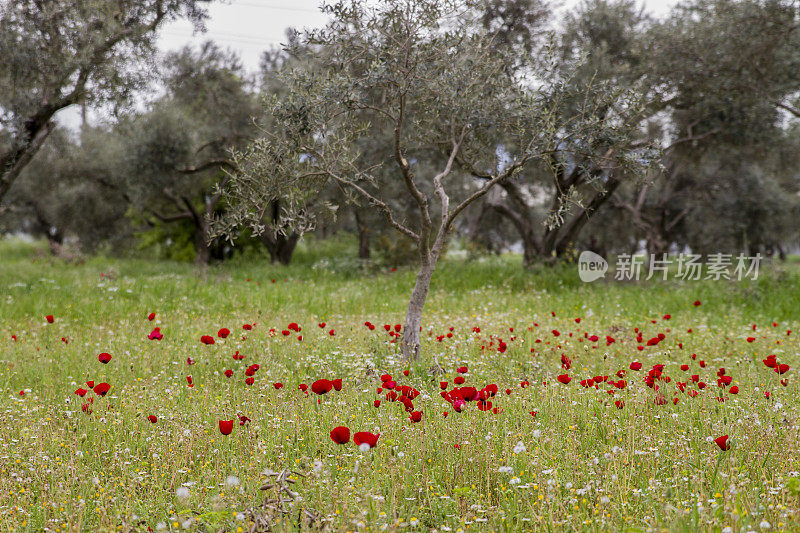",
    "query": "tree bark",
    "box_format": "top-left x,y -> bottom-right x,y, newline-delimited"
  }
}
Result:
194,222 -> 211,266
401,258 -> 436,360
258,231 -> 299,265
354,208 -> 371,259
